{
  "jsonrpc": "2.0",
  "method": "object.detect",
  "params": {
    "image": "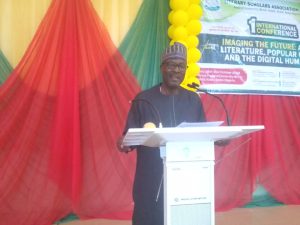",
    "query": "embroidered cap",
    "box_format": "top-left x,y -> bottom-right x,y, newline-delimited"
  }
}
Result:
161,42 -> 187,64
